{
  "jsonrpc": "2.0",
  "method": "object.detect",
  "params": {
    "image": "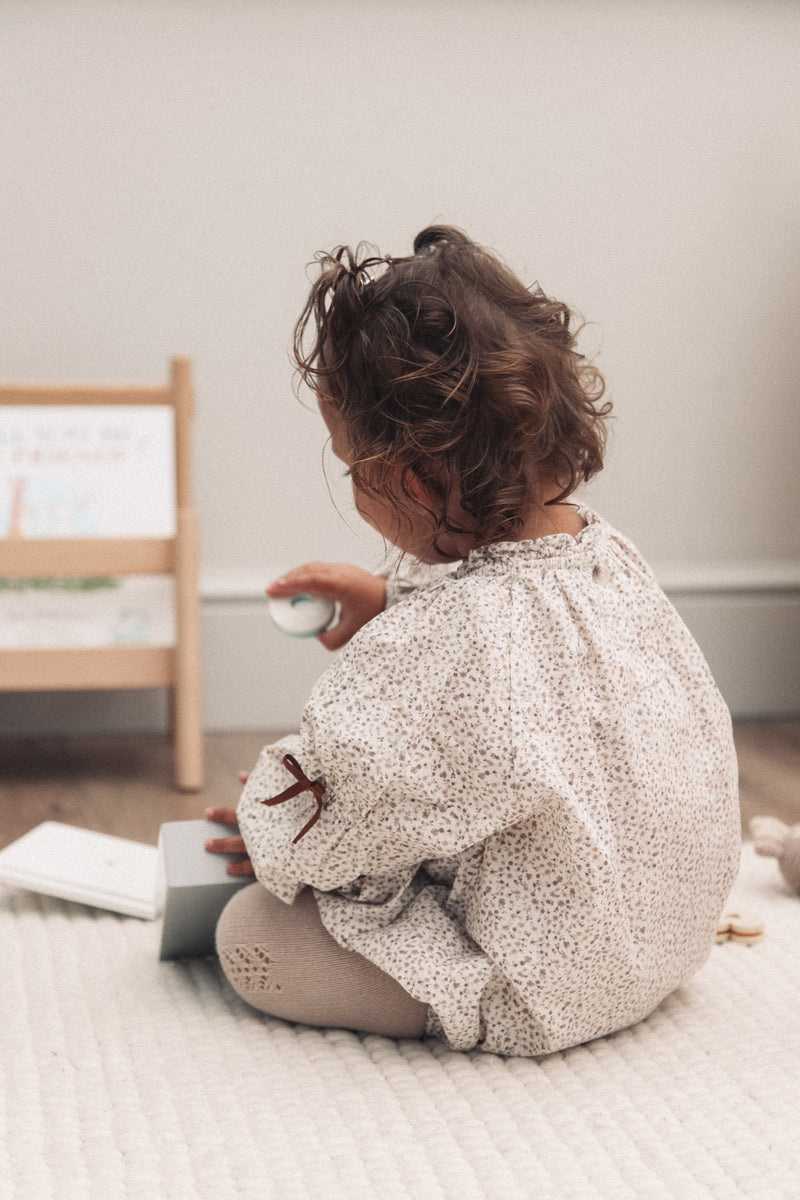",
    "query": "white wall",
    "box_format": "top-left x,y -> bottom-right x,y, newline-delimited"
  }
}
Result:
2,0 -> 799,734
